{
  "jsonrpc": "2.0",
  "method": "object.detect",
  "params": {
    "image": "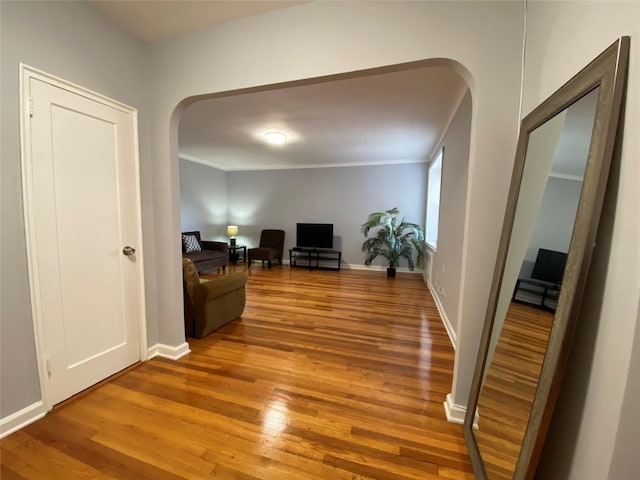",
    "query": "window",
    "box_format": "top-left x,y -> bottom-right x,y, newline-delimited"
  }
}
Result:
426,147 -> 443,249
